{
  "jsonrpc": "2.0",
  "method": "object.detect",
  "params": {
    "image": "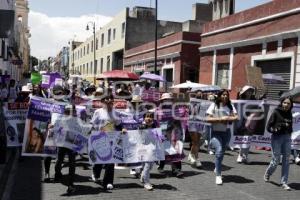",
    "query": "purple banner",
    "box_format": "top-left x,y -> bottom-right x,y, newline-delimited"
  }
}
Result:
27,97 -> 65,122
